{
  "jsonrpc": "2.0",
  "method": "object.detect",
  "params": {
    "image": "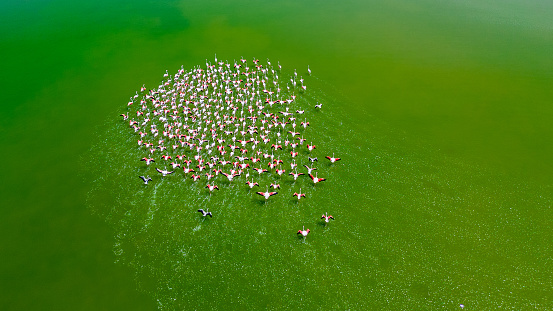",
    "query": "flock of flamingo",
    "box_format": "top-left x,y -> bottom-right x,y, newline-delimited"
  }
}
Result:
121,56 -> 341,237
